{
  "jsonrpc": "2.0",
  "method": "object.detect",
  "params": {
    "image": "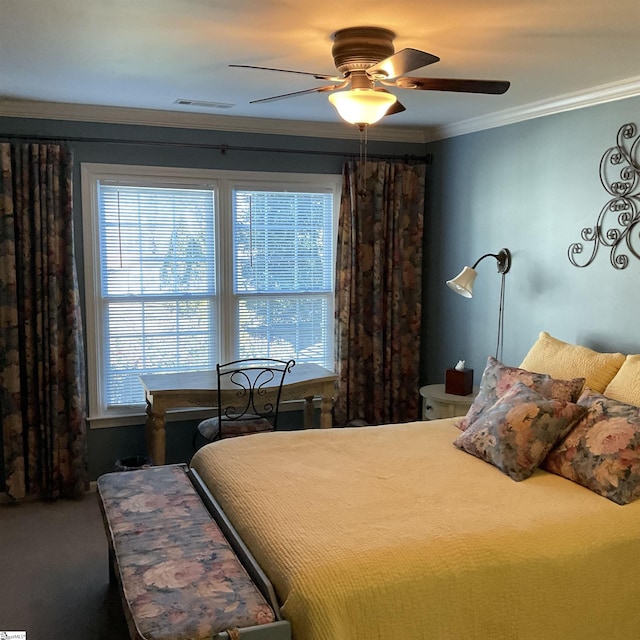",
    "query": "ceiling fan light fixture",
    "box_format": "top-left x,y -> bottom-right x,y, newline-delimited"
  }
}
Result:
328,88 -> 397,126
